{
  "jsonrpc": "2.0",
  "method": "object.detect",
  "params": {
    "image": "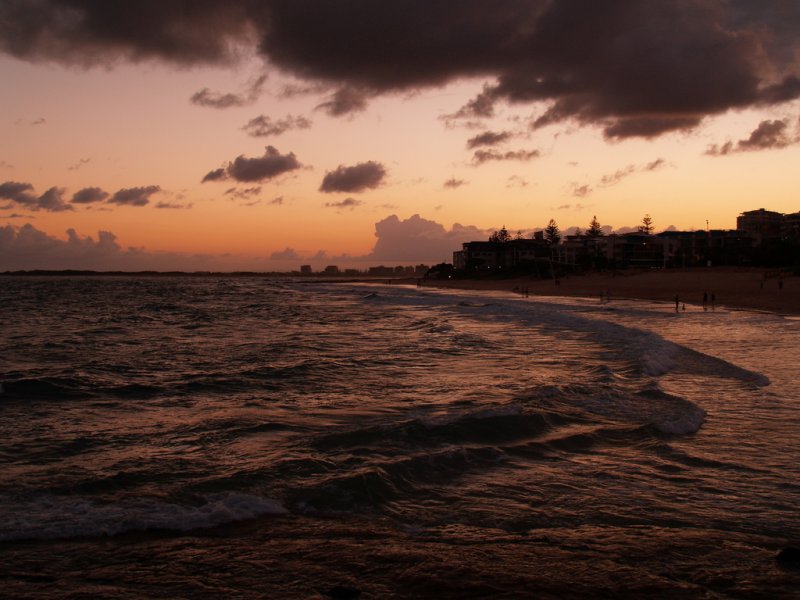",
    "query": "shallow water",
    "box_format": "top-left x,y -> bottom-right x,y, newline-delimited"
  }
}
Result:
2,276 -> 799,598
